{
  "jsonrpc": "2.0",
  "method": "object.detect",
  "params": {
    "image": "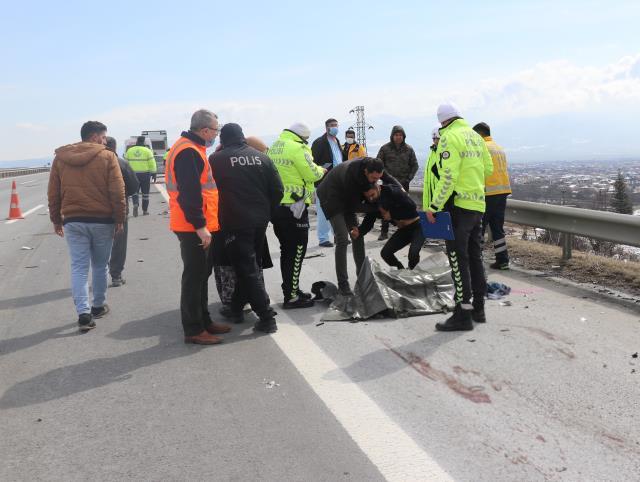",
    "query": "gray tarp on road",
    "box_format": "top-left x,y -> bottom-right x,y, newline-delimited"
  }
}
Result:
321,252 -> 455,321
